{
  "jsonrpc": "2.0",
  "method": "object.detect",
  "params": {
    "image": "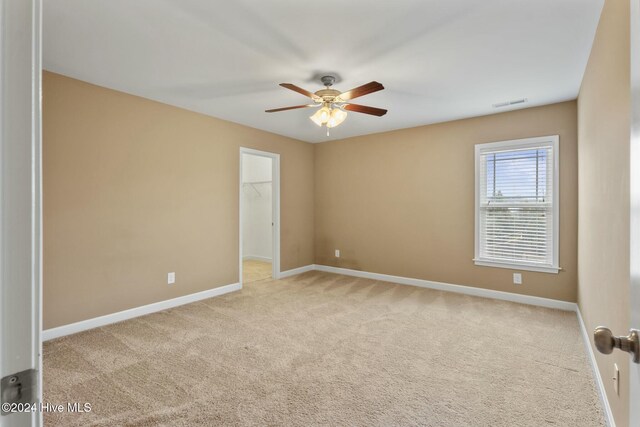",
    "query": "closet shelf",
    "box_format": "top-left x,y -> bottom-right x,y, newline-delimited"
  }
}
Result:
243,181 -> 271,196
